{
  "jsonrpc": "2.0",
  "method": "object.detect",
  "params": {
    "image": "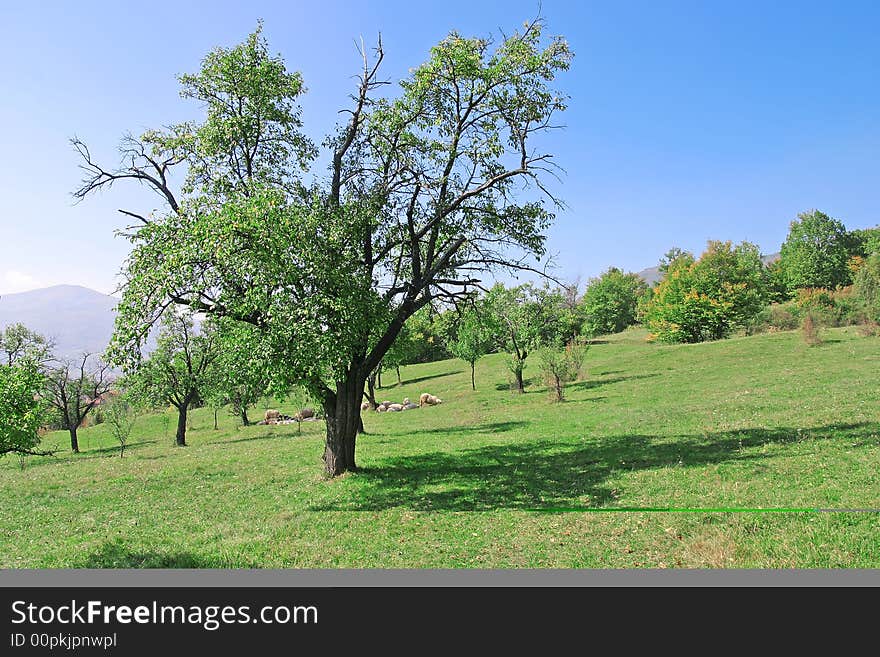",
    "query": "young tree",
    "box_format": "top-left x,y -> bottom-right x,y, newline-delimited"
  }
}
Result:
211,321 -> 271,427
43,354 -> 113,453
74,20 -> 572,476
104,392 -> 137,457
779,210 -> 852,291
0,359 -> 50,457
538,340 -> 587,402
580,267 -> 648,336
448,305 -> 493,390
486,283 -> 564,393
127,313 -> 218,447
